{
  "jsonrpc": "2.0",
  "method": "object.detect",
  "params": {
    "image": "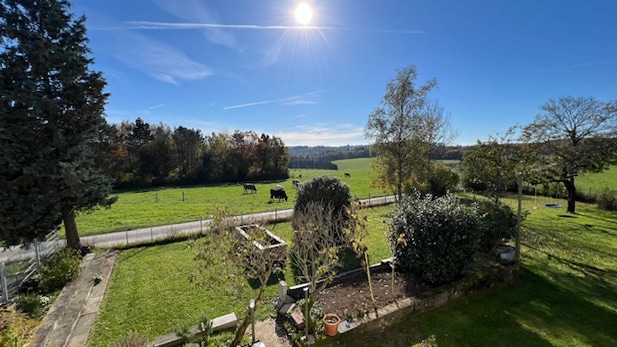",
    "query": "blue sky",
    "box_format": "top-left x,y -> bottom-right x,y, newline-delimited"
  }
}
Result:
71,0 -> 617,146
